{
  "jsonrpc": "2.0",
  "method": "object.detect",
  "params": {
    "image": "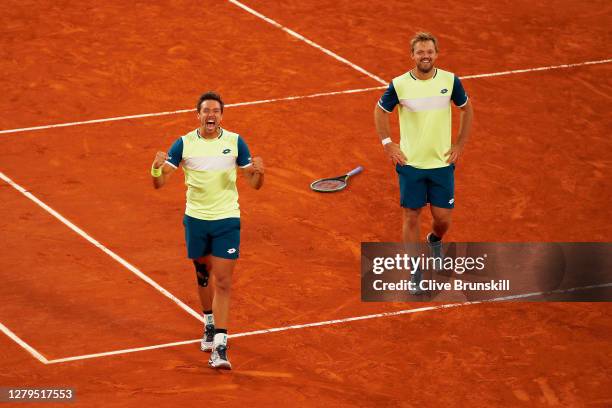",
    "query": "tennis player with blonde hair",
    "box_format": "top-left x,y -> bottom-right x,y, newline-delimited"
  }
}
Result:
374,32 -> 474,293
